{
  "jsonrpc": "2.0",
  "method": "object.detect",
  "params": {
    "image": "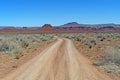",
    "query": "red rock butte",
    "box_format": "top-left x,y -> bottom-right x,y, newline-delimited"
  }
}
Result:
41,24 -> 53,30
